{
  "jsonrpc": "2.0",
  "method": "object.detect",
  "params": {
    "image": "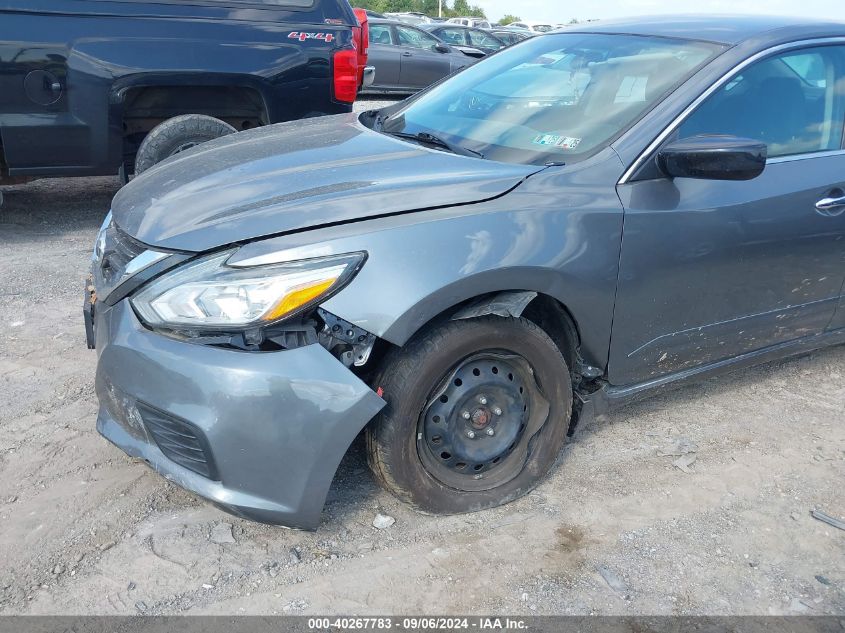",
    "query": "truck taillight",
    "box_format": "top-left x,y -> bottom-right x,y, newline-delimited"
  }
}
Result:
333,49 -> 359,103
352,7 -> 369,87
353,7 -> 369,54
